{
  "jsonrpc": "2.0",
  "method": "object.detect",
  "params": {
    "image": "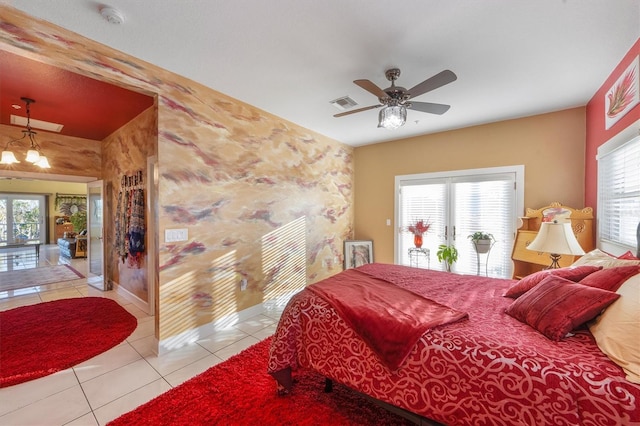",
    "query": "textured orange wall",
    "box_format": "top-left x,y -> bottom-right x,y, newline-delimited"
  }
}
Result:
353,108 -> 586,264
102,107 -> 157,301
0,6 -> 353,343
